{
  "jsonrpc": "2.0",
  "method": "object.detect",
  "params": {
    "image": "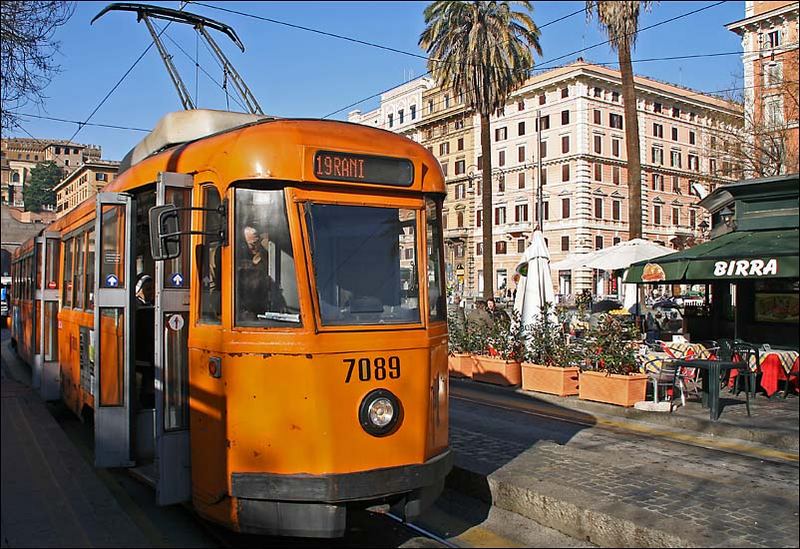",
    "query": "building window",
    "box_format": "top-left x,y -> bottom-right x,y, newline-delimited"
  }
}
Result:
518,145 -> 526,162
496,241 -> 507,254
613,237 -> 621,246
672,107 -> 680,118
689,131 -> 696,145
561,110 -> 569,125
518,172 -> 526,189
653,205 -> 662,225
444,95 -> 450,108
455,183 -> 465,199
561,235 -> 570,251
764,62 -> 783,87
562,135 -> 570,154
593,109 -> 601,125
595,235 -> 604,250
398,109 -> 404,124
653,102 -> 662,113
609,113 -> 623,129
498,174 -> 505,193
517,99 -> 525,111
611,91 -> 620,103
670,150 -> 682,168
537,115 -> 550,131
561,198 -> 570,219
454,118 -> 464,130
495,127 -> 508,141
455,160 -> 465,175
476,210 -> 482,227
593,134 -> 602,154
96,172 -> 107,181
690,209 -> 697,228
518,121 -> 525,136
517,239 -> 526,253
539,94 -> 546,105
612,138 -> 621,158
562,163 -> 570,182
498,150 -> 506,167
613,166 -> 621,185
764,95 -> 784,126
428,100 -> 434,113
594,163 -> 602,181
688,154 -> 699,172
515,203 -> 528,222
476,243 -> 482,255
653,123 -> 663,138
495,207 -> 506,225
612,200 -> 621,221
55,146 -> 61,154
457,211 -> 465,227
593,87 -> 602,98
540,141 -> 547,158
410,105 -> 416,120
672,207 -> 680,225
672,127 -> 678,141
594,197 -> 603,219
767,29 -> 782,48
652,147 -> 664,165
709,159 -> 717,175
439,142 -> 450,155
672,175 -> 680,193
535,201 -> 550,221
561,87 -> 569,98
540,167 -> 547,185
441,162 -> 448,176
457,137 -> 464,151
652,173 -> 664,191
388,113 -> 393,128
